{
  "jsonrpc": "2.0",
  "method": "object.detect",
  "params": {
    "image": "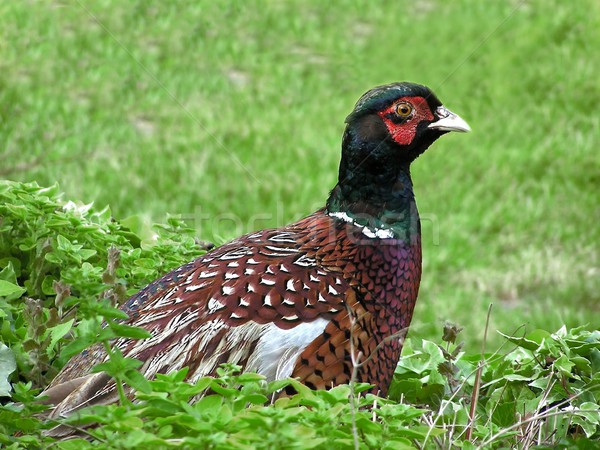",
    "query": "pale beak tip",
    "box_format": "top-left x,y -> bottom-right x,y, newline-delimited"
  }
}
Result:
455,119 -> 471,133
428,106 -> 471,133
